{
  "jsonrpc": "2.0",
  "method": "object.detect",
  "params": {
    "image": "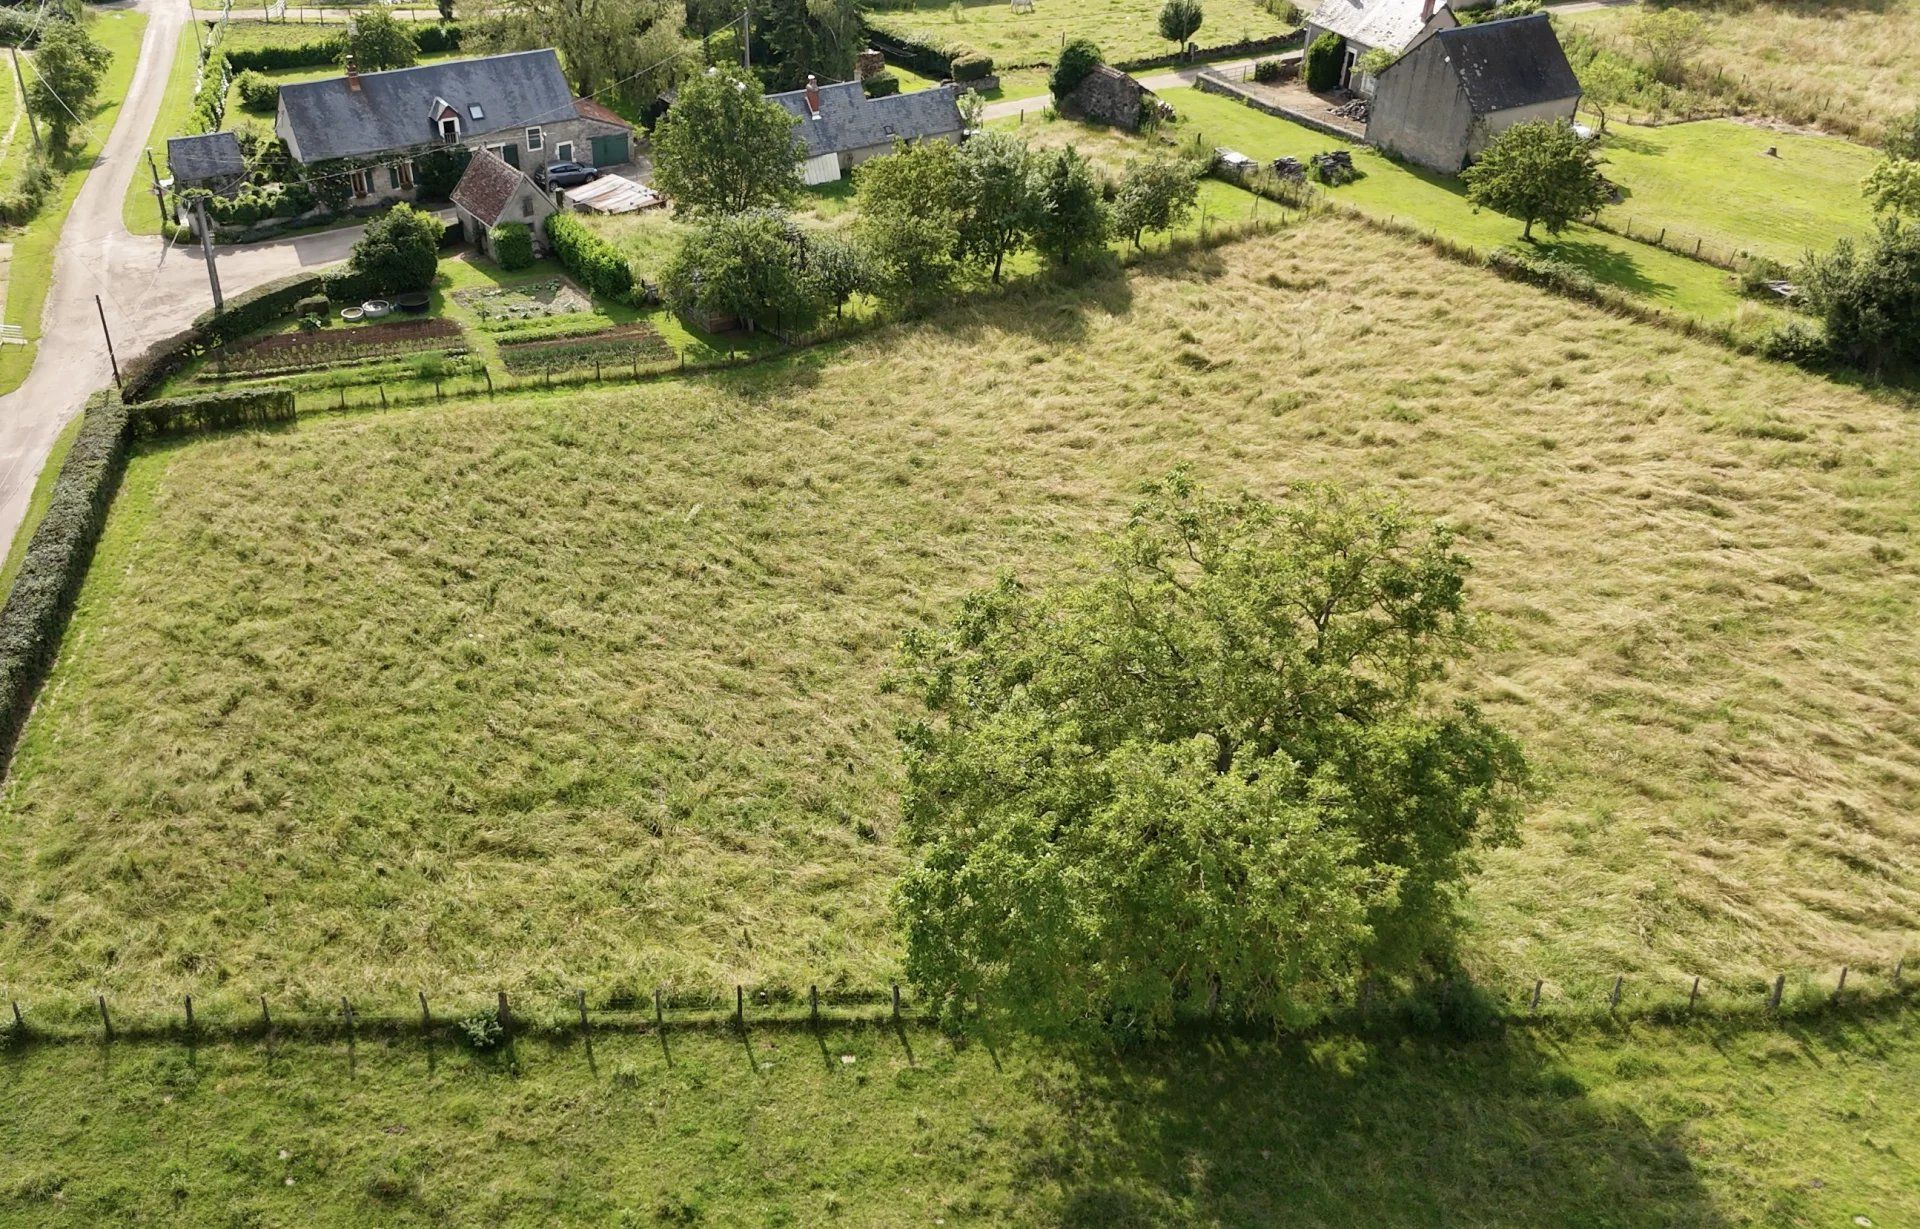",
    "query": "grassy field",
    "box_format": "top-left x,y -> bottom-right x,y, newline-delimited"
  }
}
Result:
0,7 -> 149,395
121,23 -> 203,236
1563,0 -> 1920,145
1596,119 -> 1878,266
0,1005 -> 1916,1225
4,220 -> 1918,1017
869,0 -> 1294,66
